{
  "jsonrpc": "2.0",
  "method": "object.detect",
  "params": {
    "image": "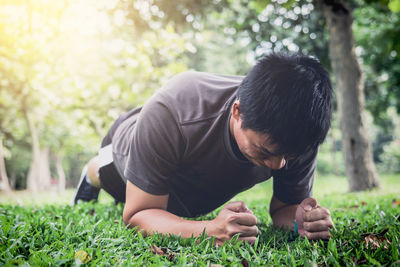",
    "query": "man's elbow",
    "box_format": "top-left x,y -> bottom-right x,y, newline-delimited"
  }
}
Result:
122,208 -> 153,238
123,204 -> 138,227
122,211 -> 133,227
